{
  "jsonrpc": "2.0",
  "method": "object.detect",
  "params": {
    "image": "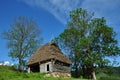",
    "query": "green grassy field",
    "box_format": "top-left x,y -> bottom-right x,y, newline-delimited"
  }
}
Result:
0,66 -> 120,80
96,72 -> 120,80
0,66 -> 86,80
